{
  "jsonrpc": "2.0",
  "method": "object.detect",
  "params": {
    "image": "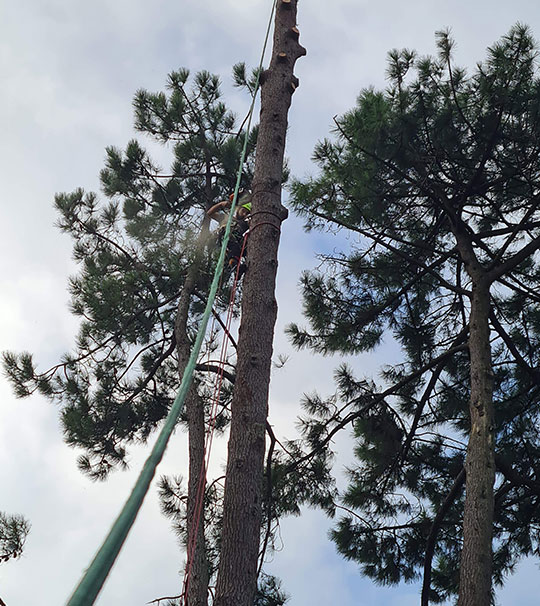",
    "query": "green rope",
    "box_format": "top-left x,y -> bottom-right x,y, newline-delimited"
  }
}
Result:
67,3 -> 277,604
